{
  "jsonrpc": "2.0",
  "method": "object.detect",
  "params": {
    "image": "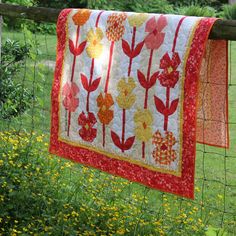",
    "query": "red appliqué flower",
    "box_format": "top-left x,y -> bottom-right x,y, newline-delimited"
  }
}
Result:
78,111 -> 97,142
62,82 -> 79,112
158,52 -> 181,88
144,15 -> 167,50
